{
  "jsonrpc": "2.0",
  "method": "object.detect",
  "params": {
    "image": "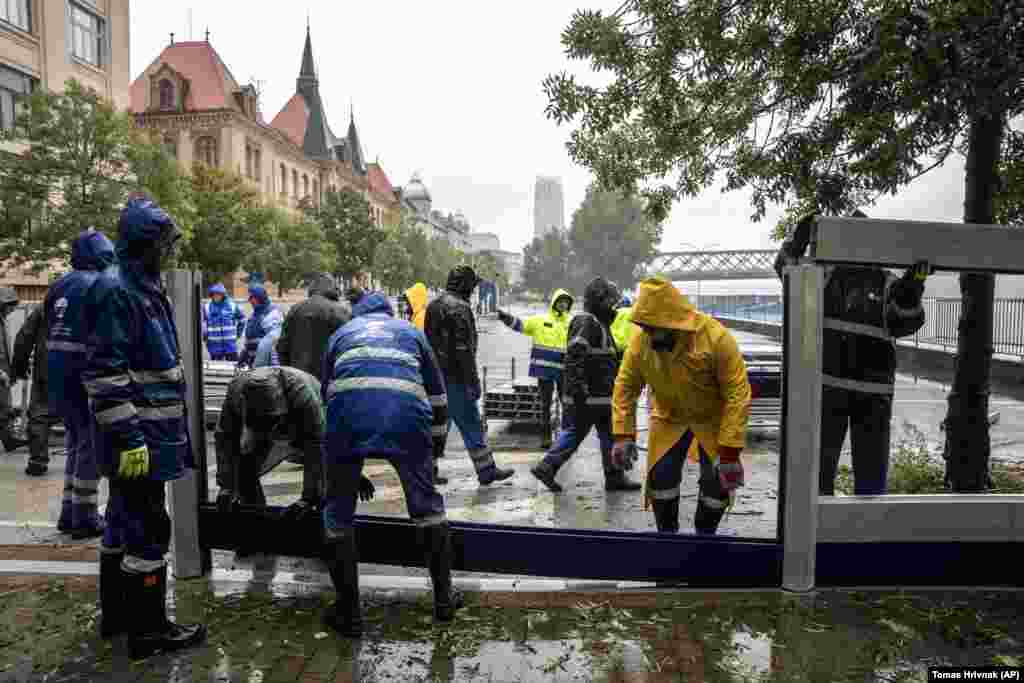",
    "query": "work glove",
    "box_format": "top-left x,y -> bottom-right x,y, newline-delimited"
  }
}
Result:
282,498 -> 318,522
117,444 -> 150,479
717,446 -> 745,491
216,490 -> 239,515
358,475 -> 375,502
611,439 -> 640,471
497,310 -> 514,326
904,260 -> 932,283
